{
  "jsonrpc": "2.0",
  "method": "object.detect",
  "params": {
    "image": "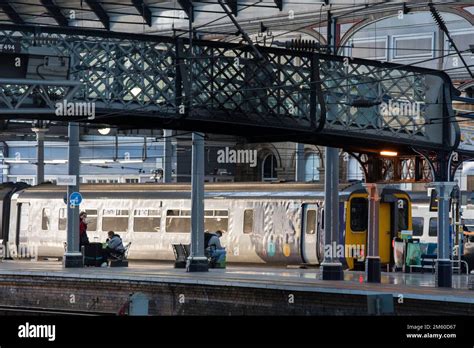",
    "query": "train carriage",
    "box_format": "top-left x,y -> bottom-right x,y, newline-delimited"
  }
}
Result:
5,182 -> 412,269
